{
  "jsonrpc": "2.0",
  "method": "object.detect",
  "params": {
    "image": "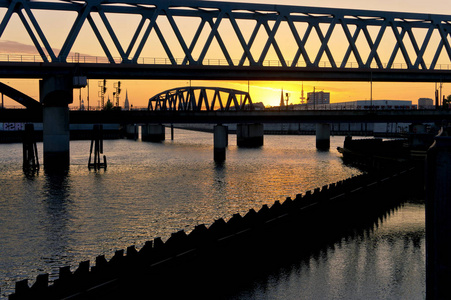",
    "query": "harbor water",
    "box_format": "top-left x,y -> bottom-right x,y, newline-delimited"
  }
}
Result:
0,129 -> 425,299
